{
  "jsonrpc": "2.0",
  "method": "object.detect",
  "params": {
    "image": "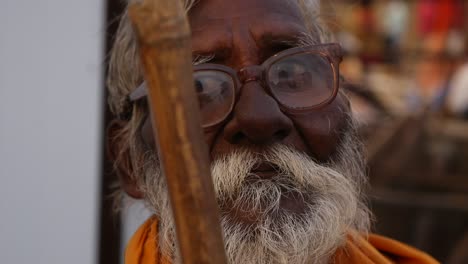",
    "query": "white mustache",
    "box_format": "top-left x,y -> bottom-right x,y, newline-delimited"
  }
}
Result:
211,144 -> 356,202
